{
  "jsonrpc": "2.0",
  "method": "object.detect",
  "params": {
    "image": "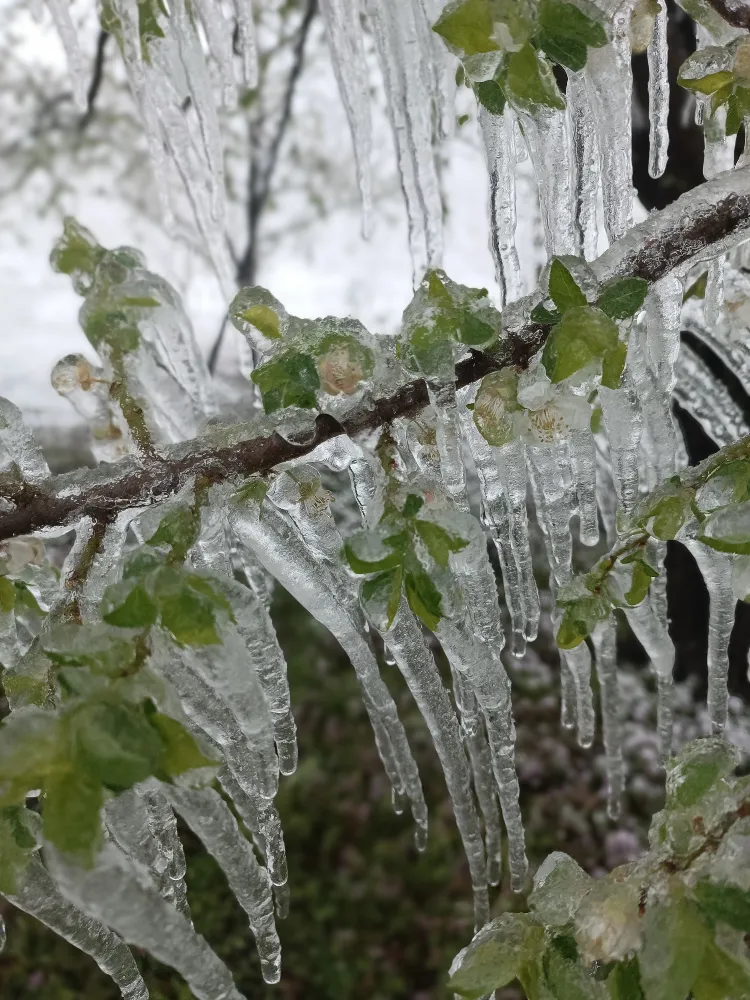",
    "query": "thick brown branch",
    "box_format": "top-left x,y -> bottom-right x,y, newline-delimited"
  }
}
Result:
2,168 -> 750,542
703,0 -> 750,30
